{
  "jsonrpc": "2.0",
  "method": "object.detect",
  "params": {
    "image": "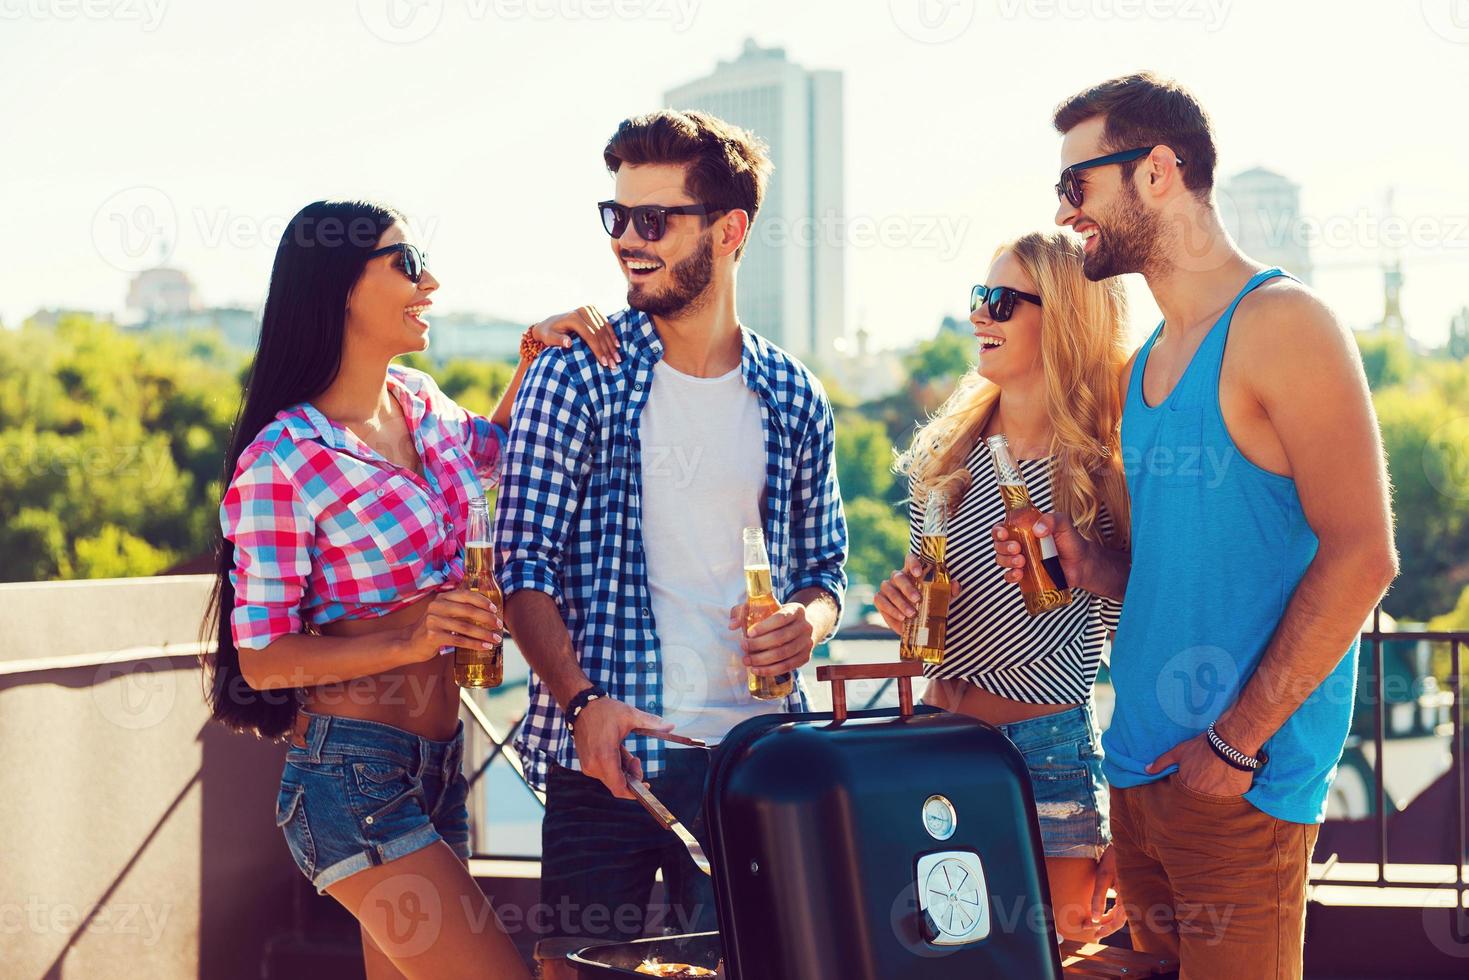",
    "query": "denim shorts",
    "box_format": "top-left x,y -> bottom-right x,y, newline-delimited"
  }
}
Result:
275,711 -> 472,894
998,703 -> 1110,860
